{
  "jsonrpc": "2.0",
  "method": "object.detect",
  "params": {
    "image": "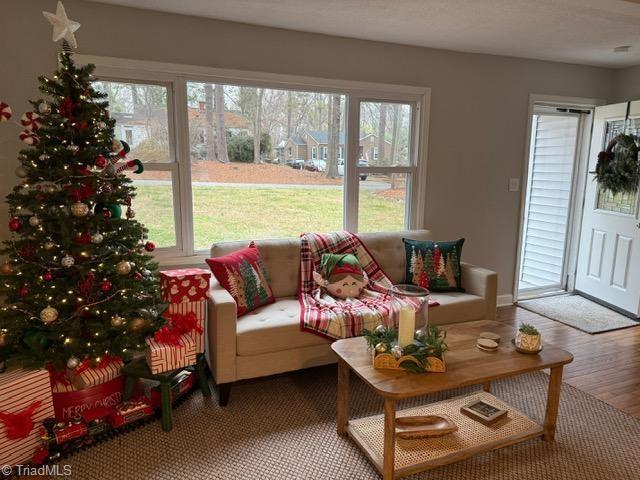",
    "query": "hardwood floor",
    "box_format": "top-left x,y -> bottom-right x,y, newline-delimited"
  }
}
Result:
496,305 -> 640,418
